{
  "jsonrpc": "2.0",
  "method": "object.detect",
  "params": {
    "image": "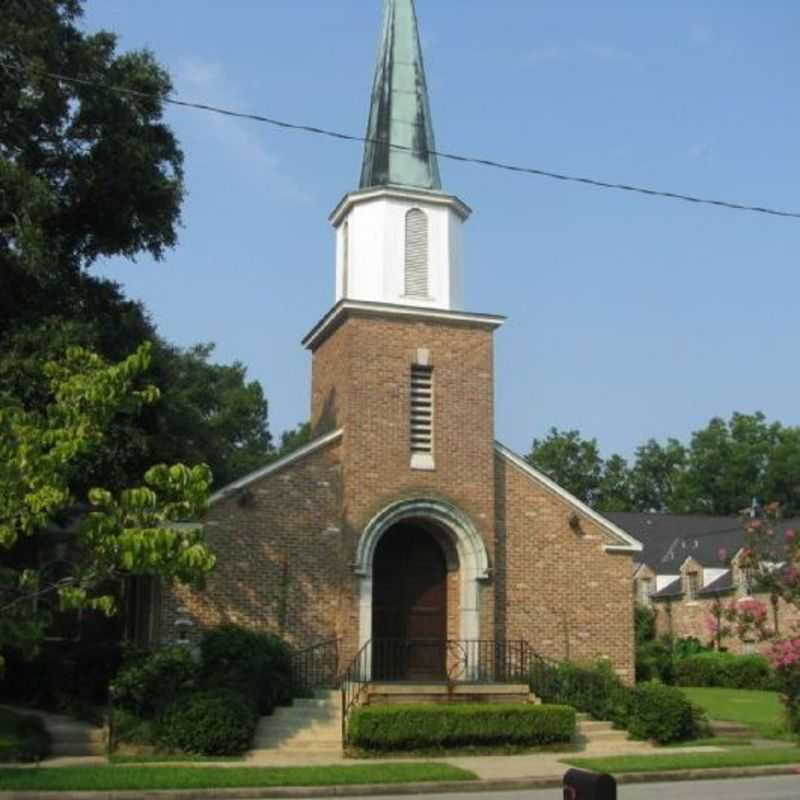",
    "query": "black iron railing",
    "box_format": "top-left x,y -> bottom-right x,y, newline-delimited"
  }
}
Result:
290,638 -> 340,696
340,638 -> 533,742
